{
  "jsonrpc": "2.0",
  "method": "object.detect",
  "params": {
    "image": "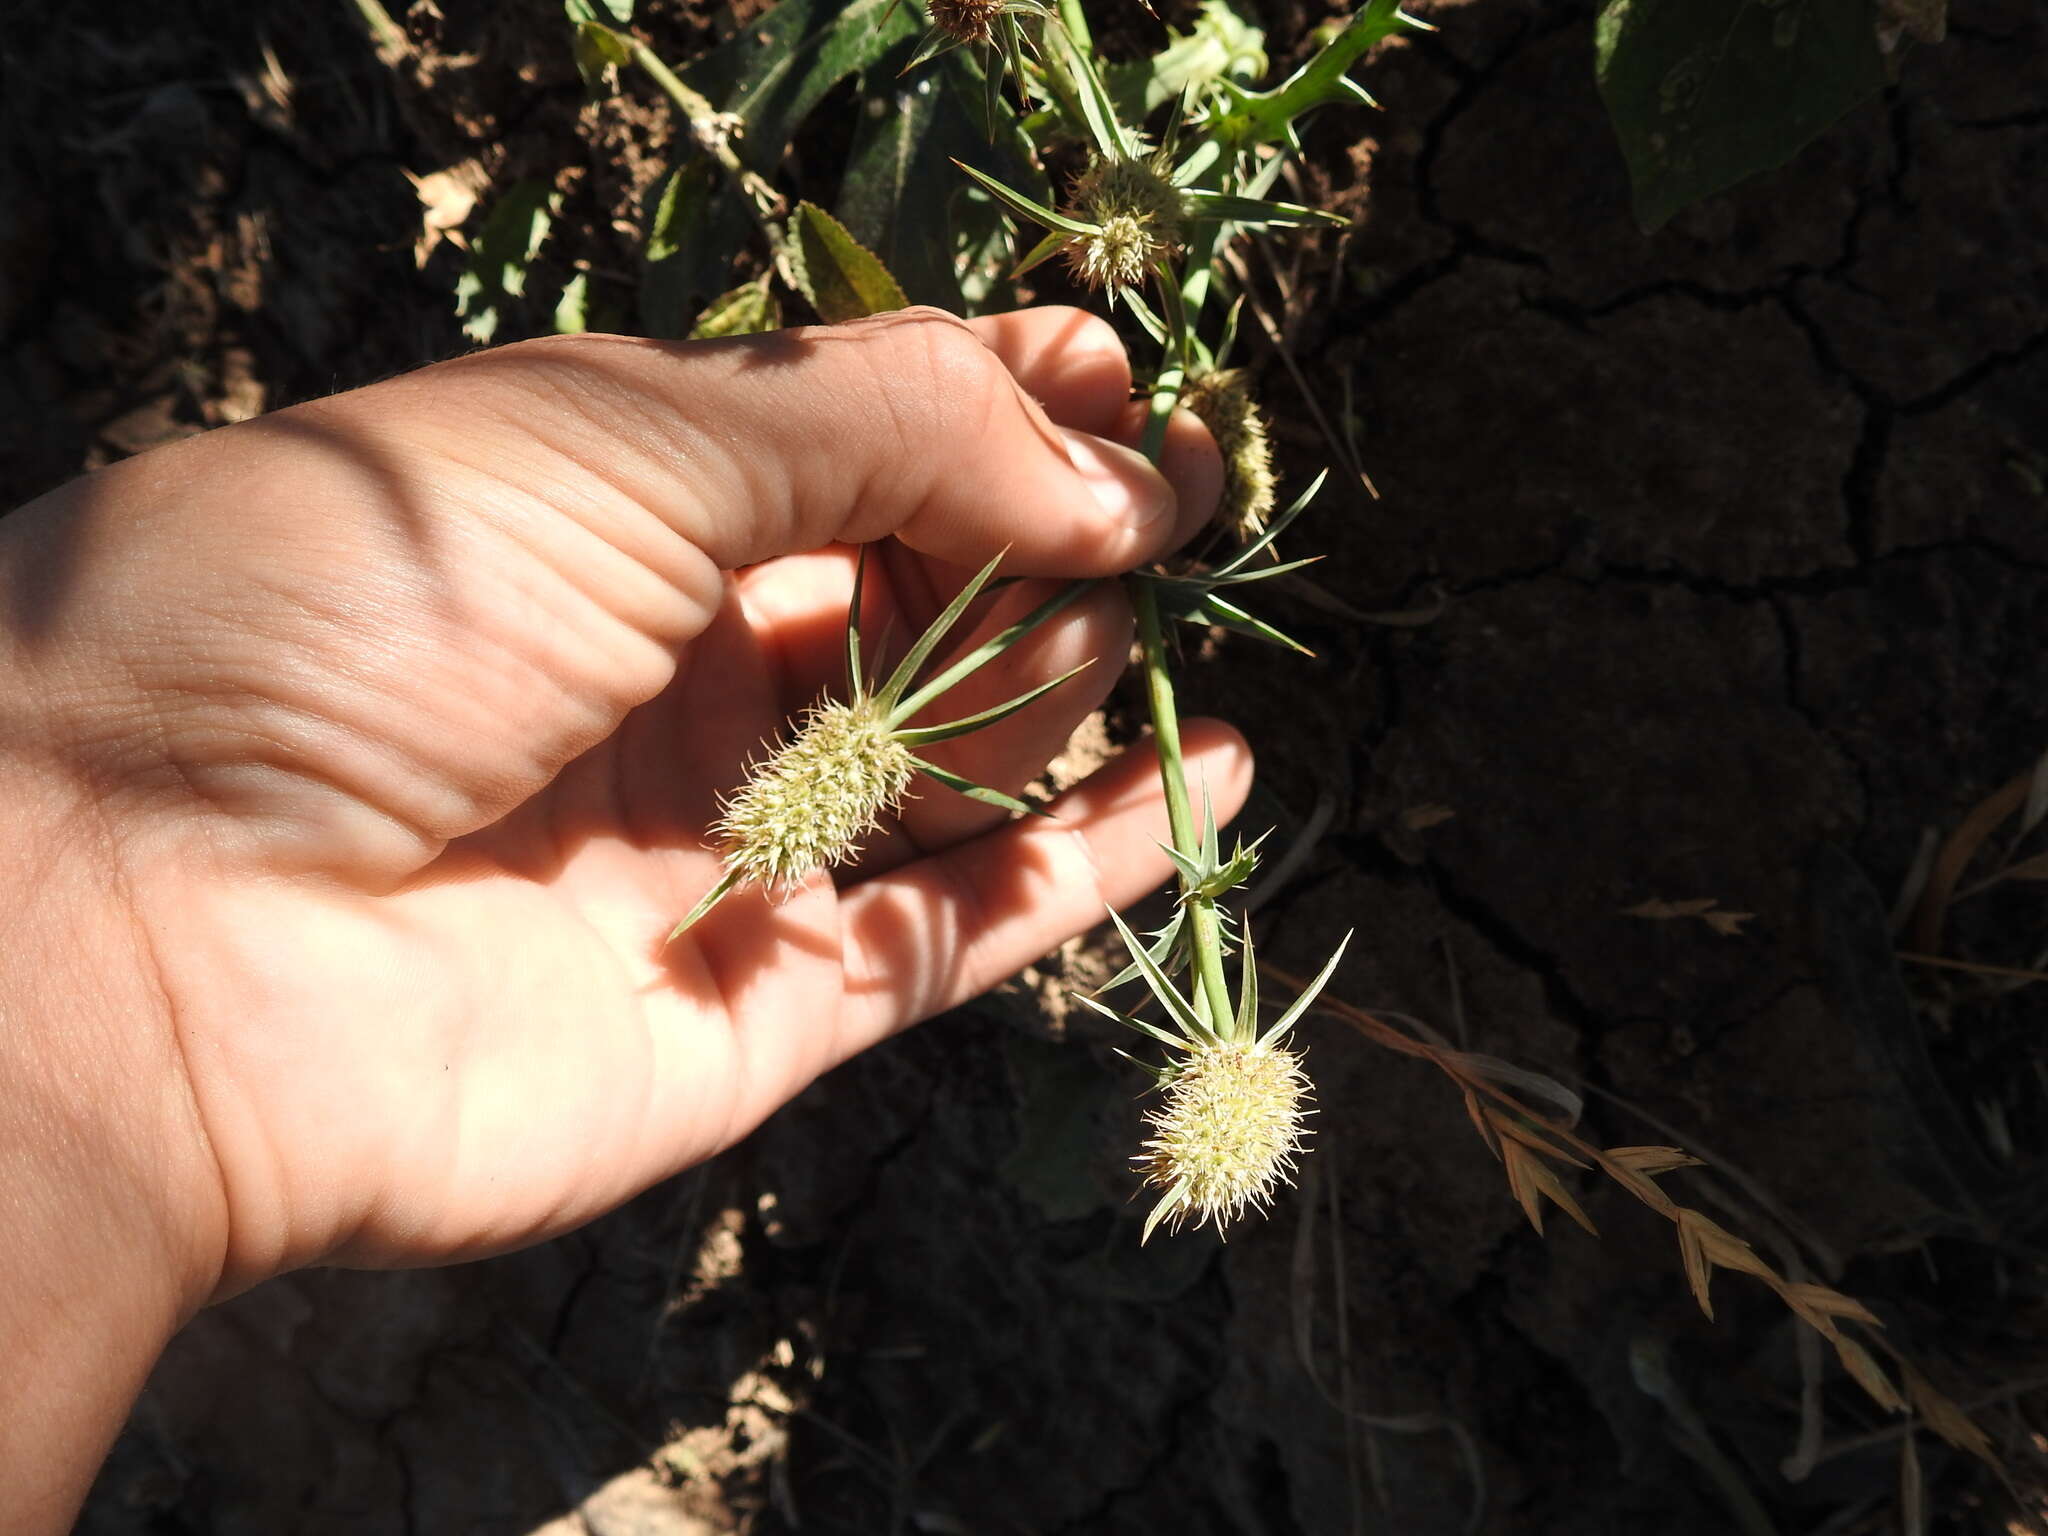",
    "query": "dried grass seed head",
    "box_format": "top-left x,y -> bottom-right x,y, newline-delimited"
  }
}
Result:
1140,1038 -> 1311,1236
713,696 -> 914,893
1178,368 -> 1277,540
1066,153 -> 1184,292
